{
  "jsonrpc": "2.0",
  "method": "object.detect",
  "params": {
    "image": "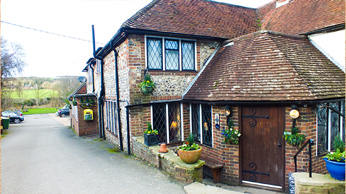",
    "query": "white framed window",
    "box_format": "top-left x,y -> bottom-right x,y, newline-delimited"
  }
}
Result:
151,102 -> 183,143
190,104 -> 213,146
146,36 -> 196,71
317,100 -> 345,155
96,59 -> 101,74
88,66 -> 93,83
106,100 -> 117,135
